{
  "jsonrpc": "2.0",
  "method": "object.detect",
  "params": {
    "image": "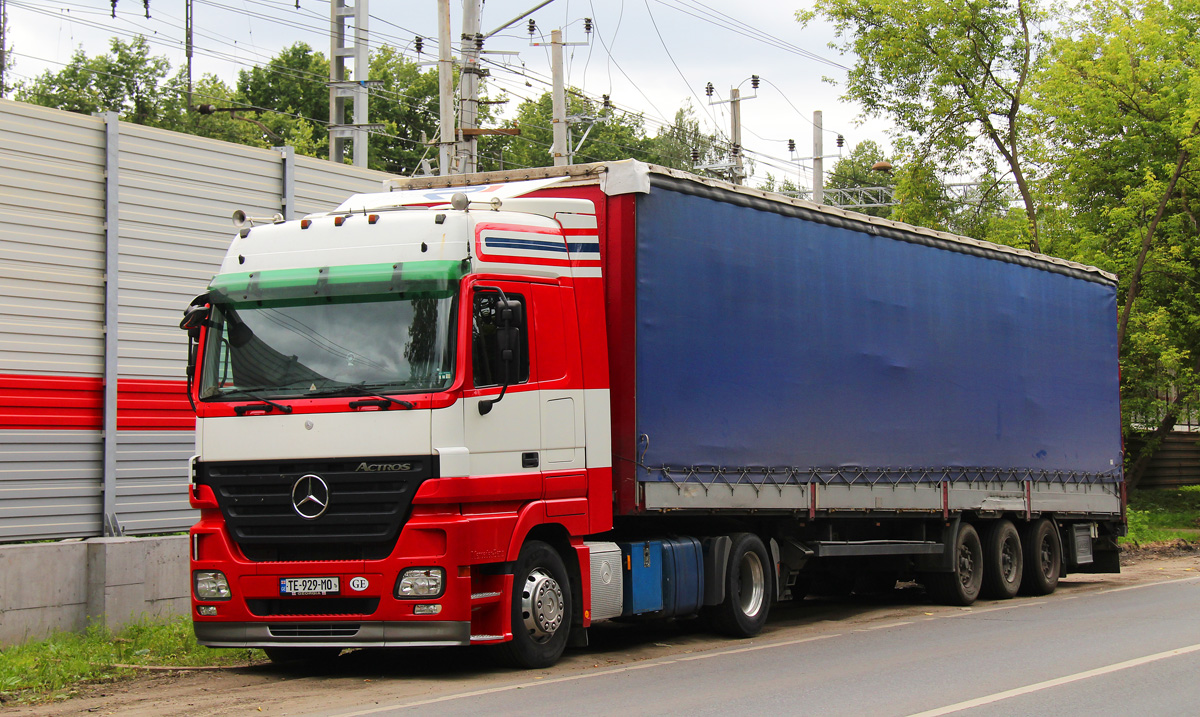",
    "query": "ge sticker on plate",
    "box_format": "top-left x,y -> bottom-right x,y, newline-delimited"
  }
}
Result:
349,577 -> 369,591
